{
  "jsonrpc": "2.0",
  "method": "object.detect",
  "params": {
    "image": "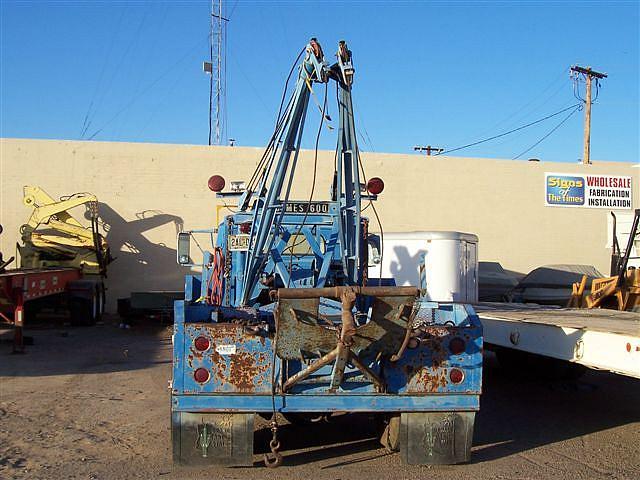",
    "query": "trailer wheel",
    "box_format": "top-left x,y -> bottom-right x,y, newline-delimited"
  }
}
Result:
95,283 -> 105,322
69,293 -> 98,326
